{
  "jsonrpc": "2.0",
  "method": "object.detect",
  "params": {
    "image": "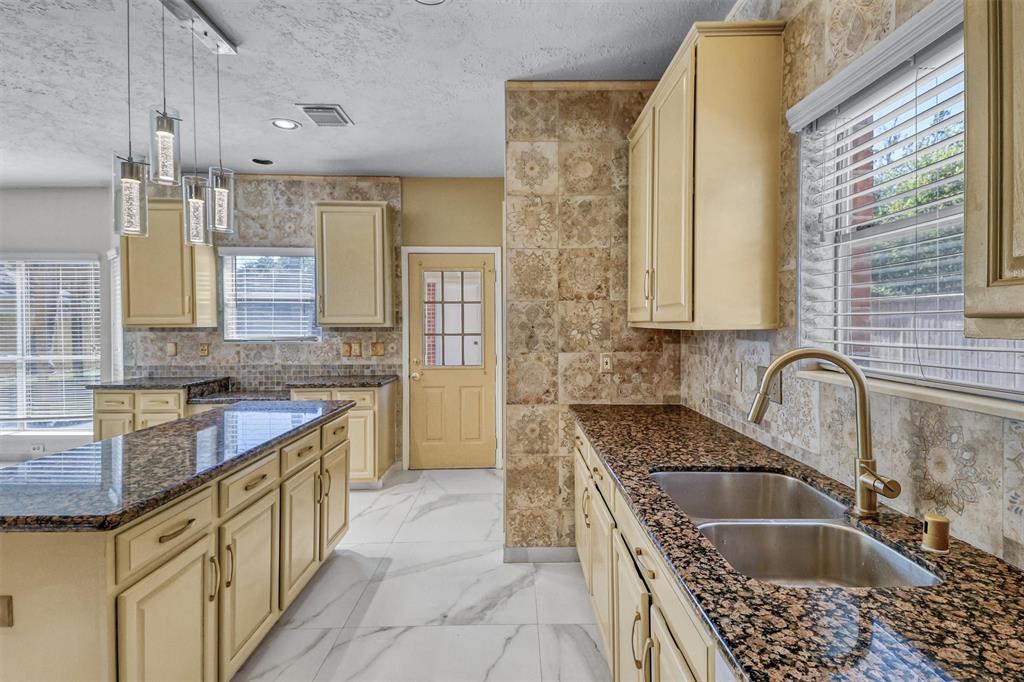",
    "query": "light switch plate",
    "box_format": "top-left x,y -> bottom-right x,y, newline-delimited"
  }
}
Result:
351,342 -> 363,357
198,343 -> 210,357
165,341 -> 177,357
370,341 -> 385,356
340,343 -> 352,357
600,353 -> 613,373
